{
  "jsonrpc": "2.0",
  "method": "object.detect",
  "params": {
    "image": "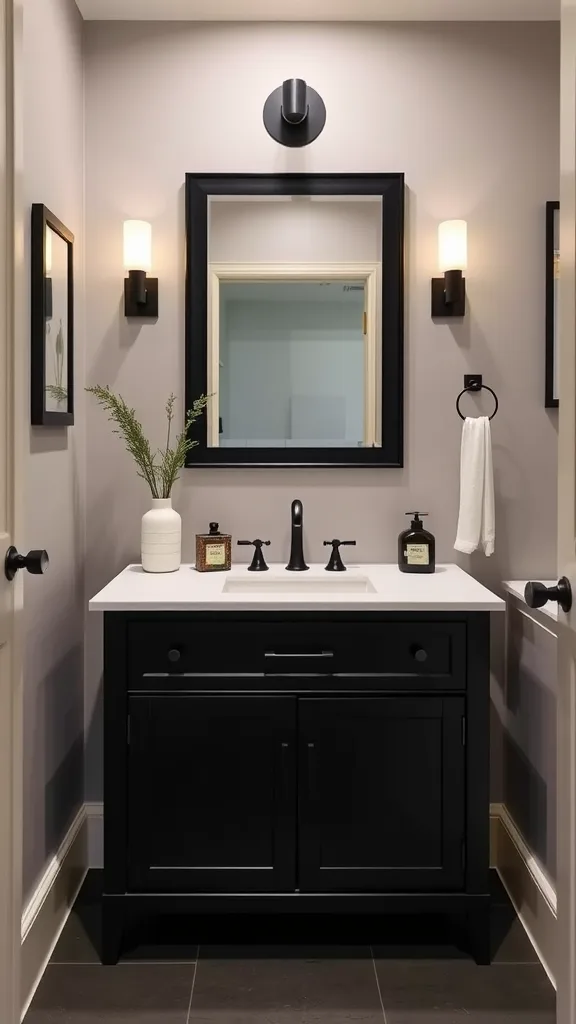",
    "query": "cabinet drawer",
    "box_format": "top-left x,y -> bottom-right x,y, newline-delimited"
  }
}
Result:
127,619 -> 466,689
